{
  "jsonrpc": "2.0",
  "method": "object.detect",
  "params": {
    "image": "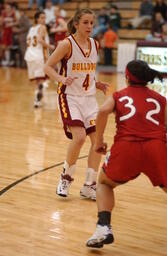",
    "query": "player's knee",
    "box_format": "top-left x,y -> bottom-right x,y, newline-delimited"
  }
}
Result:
98,168 -> 117,188
75,134 -> 86,147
